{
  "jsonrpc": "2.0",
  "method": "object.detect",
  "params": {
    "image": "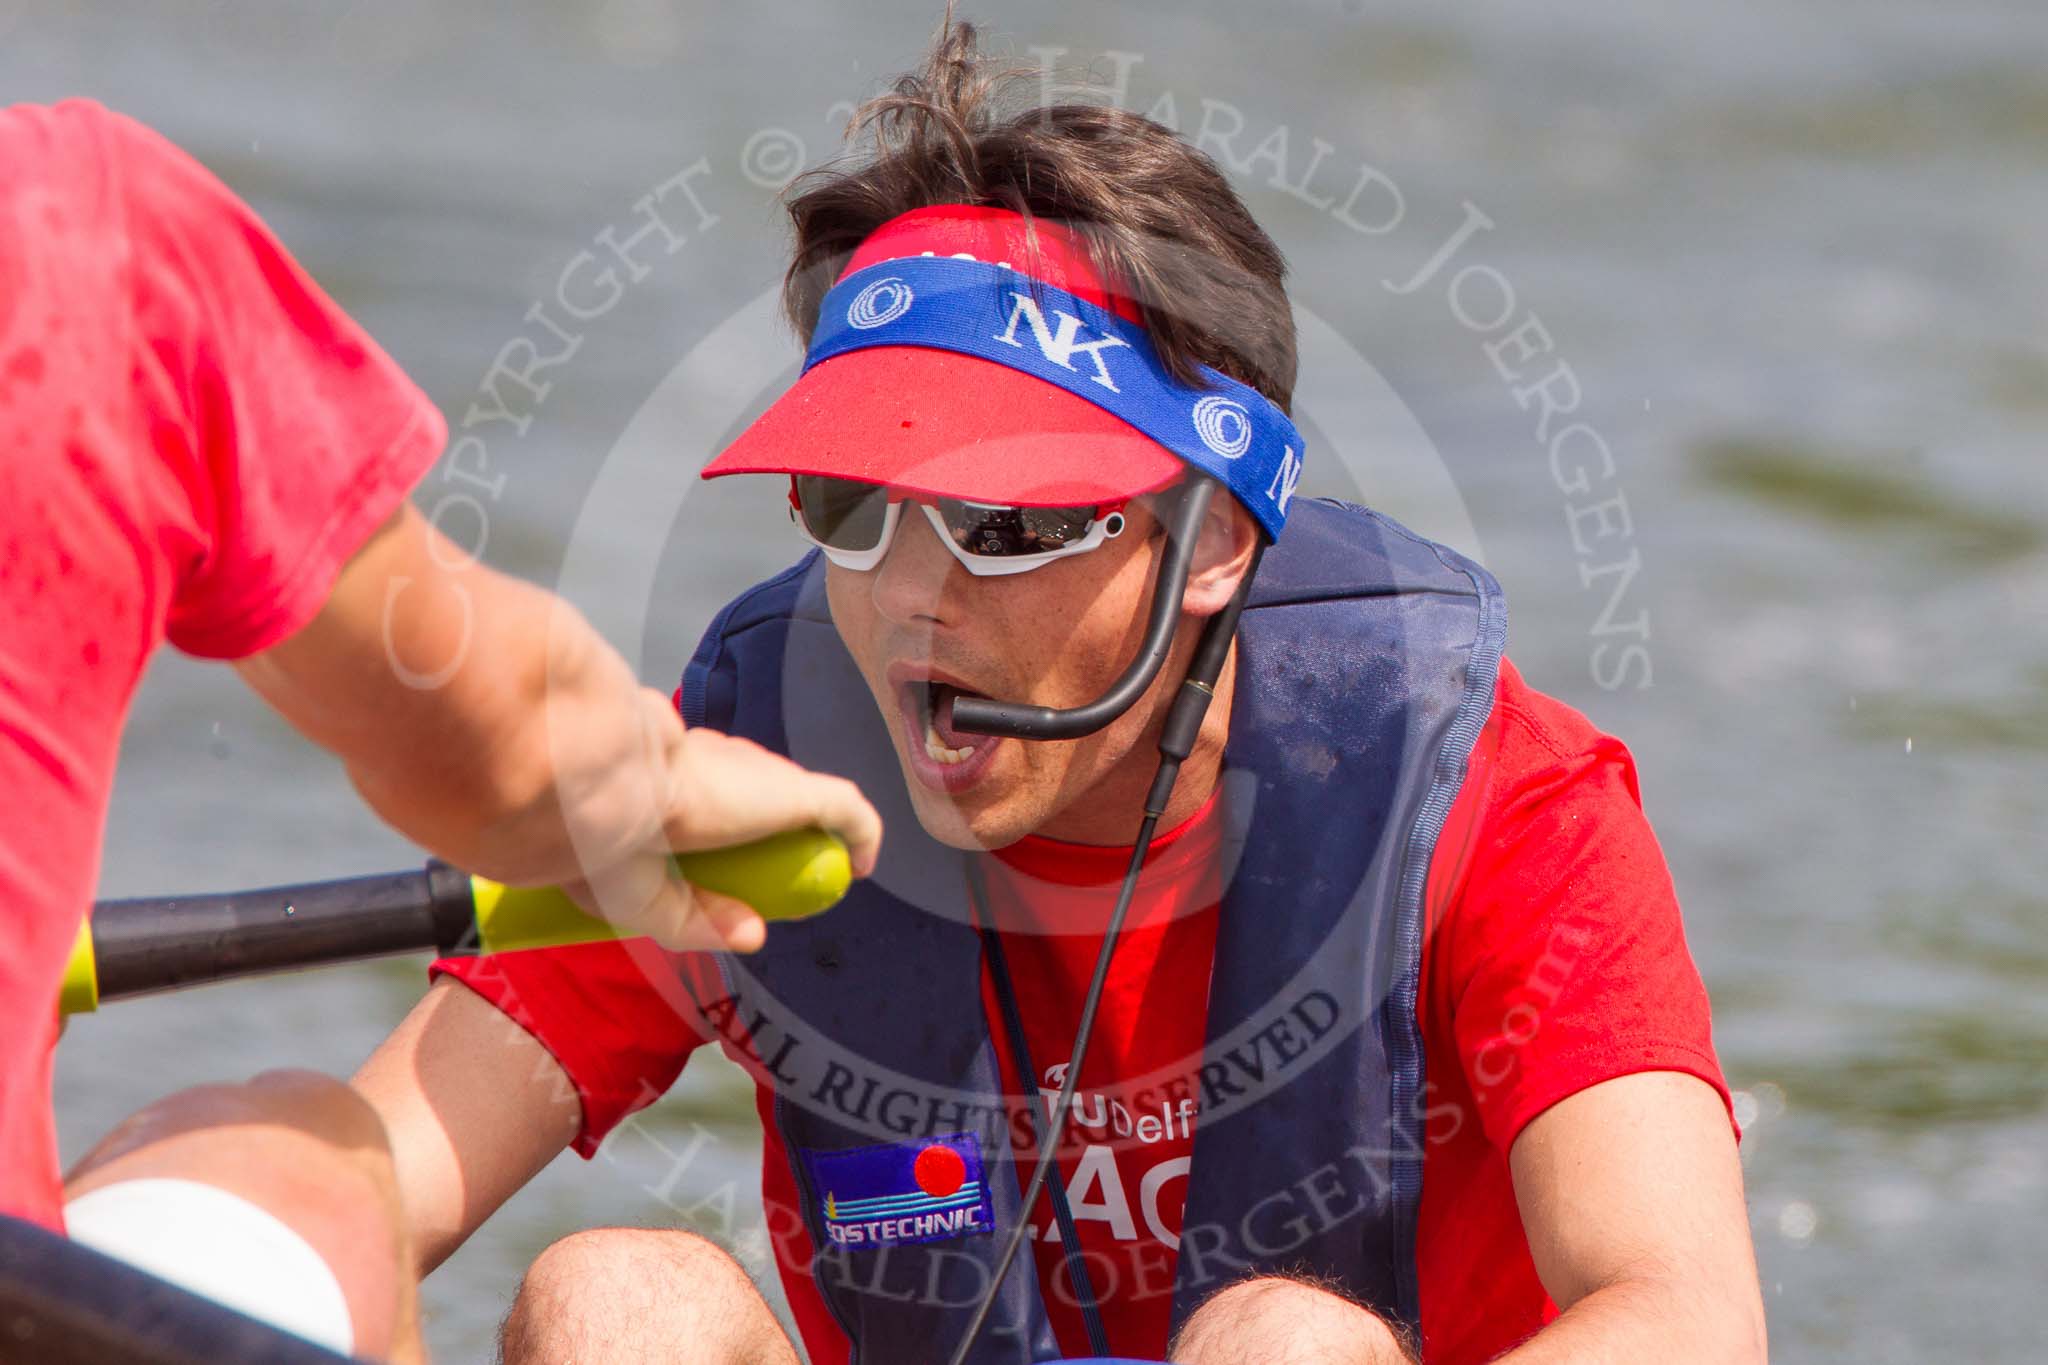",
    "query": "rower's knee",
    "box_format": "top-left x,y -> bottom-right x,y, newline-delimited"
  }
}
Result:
501,1228 -> 795,1365
69,1068 -> 394,1186
63,1069 -> 416,1362
66,1069 -> 404,1252
1172,1275 -> 1414,1365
